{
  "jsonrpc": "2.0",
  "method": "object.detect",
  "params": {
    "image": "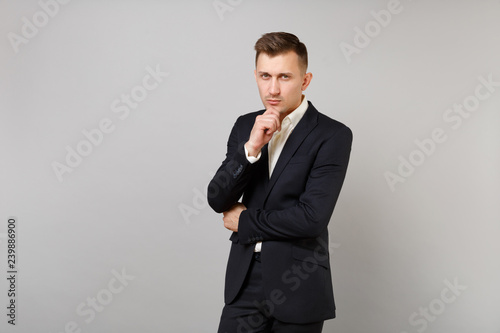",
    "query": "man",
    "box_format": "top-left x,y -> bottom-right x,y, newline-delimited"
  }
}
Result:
208,32 -> 352,333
